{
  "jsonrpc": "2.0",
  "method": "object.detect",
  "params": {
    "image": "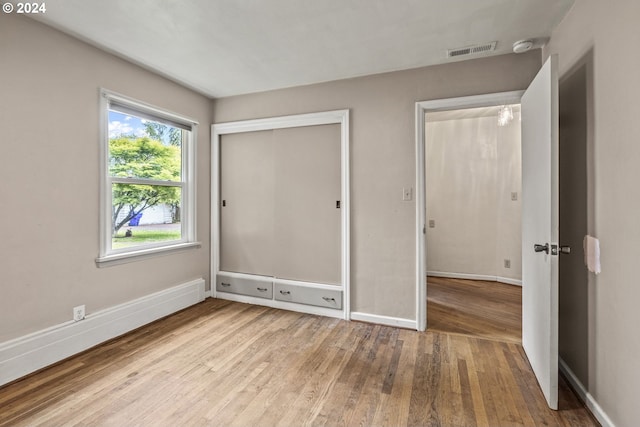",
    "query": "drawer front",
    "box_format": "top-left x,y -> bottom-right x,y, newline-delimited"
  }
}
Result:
274,283 -> 342,310
216,275 -> 273,299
